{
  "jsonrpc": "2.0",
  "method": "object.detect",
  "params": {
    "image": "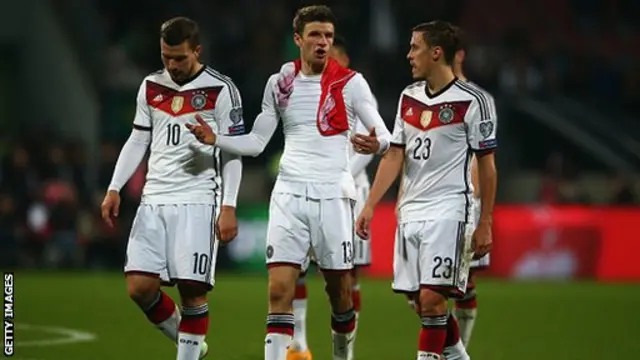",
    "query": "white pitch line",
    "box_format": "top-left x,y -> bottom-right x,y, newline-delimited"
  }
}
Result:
16,324 -> 97,347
